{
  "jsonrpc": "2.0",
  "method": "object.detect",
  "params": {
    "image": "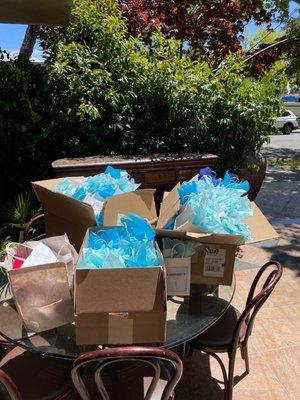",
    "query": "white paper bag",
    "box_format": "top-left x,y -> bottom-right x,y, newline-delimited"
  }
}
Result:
165,257 -> 191,296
